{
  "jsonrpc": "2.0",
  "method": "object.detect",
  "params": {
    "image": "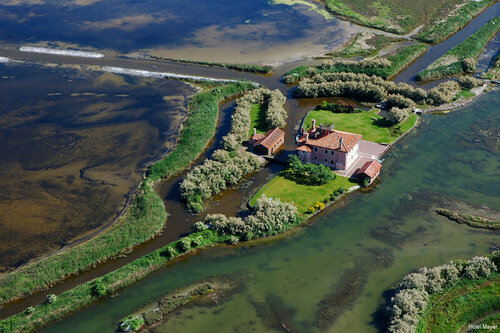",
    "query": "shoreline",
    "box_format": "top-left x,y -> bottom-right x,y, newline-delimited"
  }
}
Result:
0,1 -> 499,329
